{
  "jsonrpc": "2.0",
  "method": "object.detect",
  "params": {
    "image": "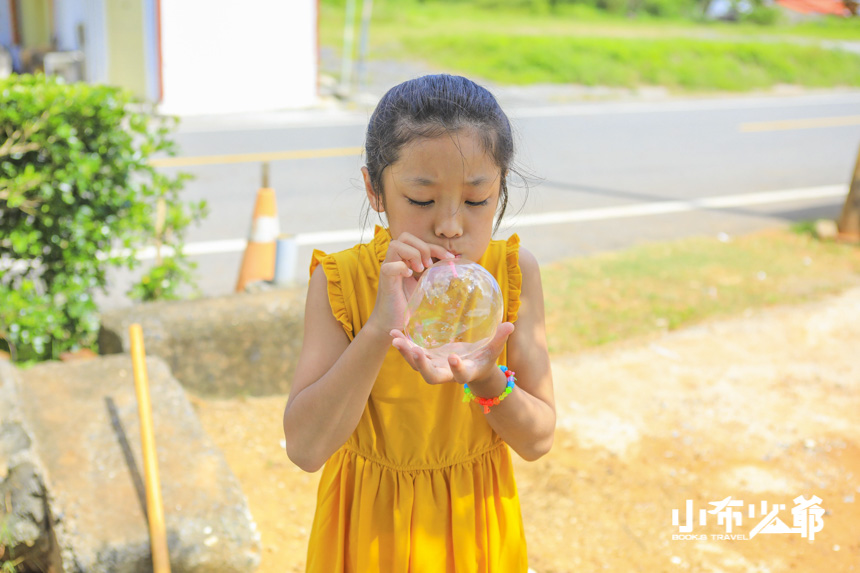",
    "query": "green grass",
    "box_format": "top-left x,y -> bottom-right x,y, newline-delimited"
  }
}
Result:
788,16 -> 860,40
541,227 -> 860,354
404,34 -> 860,90
320,0 -> 860,90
